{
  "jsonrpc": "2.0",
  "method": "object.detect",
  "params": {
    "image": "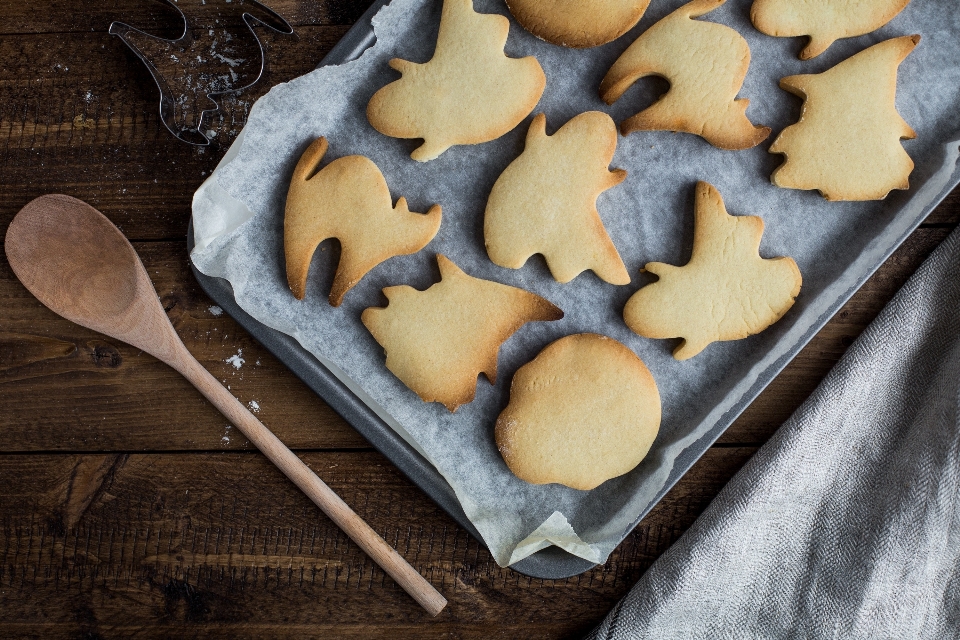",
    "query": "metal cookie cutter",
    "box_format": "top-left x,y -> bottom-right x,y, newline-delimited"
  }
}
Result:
110,0 -> 293,146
